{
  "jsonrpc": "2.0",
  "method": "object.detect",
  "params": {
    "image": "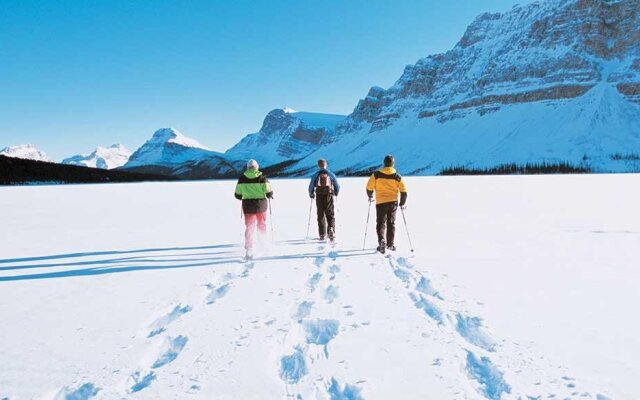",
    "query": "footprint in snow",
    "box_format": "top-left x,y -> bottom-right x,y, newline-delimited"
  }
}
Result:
395,256 -> 413,269
240,261 -> 255,277
206,283 -> 230,304
323,285 -> 340,304
279,346 -> 308,384
307,272 -> 322,293
410,292 -> 444,325
454,314 -> 496,352
464,351 -> 511,400
327,377 -> 364,400
303,319 -> 340,358
393,267 -> 412,286
129,371 -> 157,393
293,301 -> 314,322
314,256 -> 325,267
147,304 -> 192,337
151,335 -> 189,369
127,336 -> 188,392
54,382 -> 100,400
415,276 -> 443,300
